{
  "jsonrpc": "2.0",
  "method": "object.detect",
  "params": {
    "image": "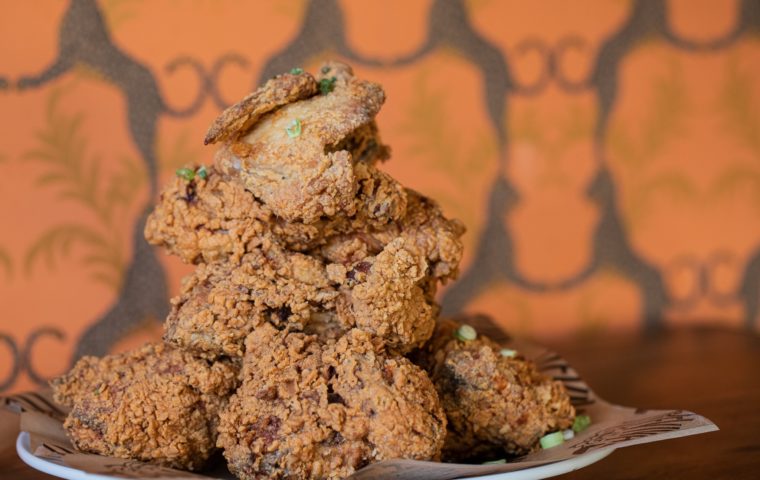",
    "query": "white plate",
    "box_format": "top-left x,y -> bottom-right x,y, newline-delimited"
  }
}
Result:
17,431 -> 614,480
